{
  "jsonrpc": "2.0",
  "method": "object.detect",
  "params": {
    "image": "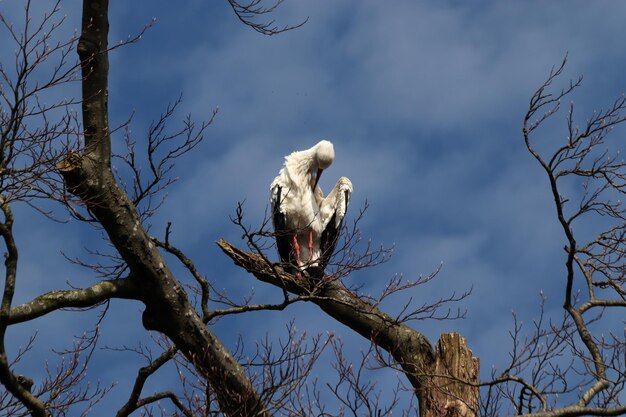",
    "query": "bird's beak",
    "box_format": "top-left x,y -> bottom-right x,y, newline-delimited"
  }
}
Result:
313,168 -> 323,190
